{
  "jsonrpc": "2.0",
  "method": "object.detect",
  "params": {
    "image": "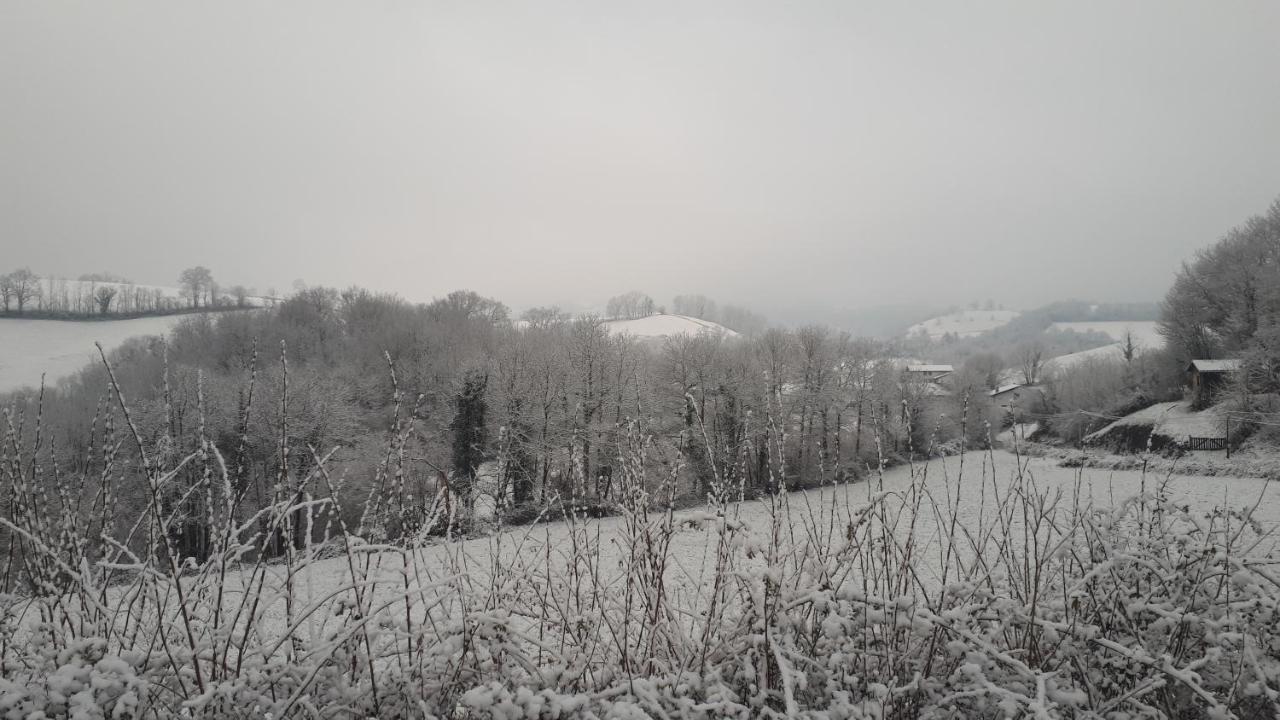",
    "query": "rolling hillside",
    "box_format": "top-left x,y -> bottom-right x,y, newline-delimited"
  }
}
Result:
601,314 -> 739,340
906,309 -> 1020,339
